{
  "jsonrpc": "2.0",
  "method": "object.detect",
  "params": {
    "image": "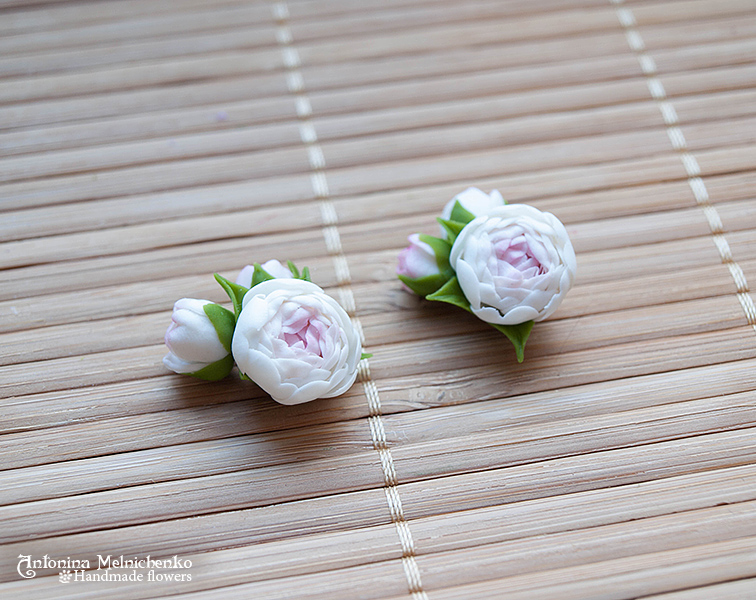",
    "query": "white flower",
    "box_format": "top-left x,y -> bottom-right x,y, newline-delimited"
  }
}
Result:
231,279 -> 362,405
440,187 -> 505,222
450,204 -> 576,325
235,259 -> 293,288
163,298 -> 229,374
